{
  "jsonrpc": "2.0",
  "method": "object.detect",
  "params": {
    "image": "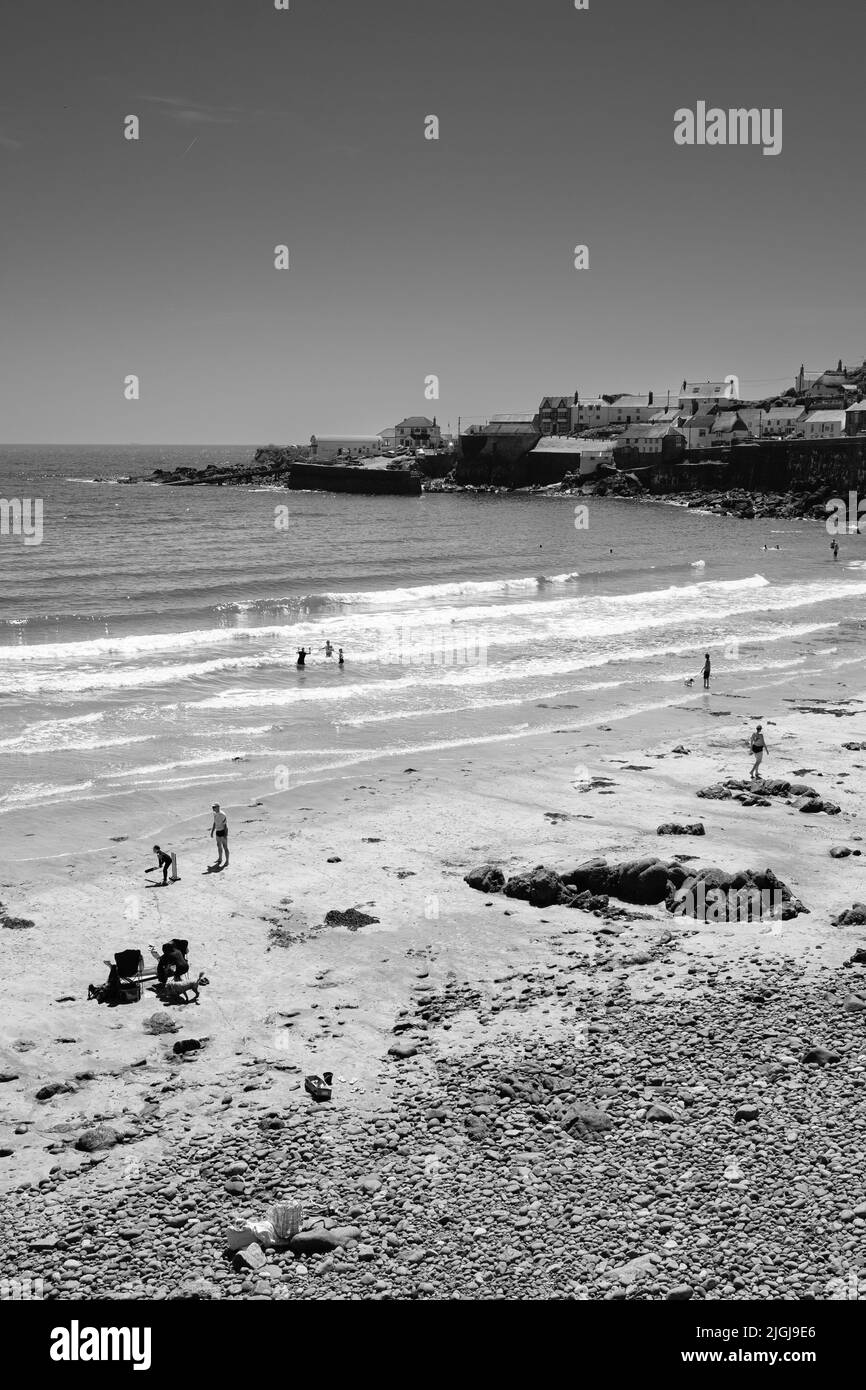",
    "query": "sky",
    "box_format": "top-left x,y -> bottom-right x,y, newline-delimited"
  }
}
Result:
0,0 -> 863,444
